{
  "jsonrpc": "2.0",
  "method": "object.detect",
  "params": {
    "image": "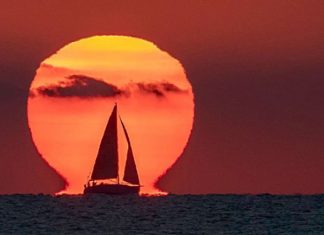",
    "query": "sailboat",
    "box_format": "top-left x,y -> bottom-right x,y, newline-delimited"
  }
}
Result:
84,104 -> 140,194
